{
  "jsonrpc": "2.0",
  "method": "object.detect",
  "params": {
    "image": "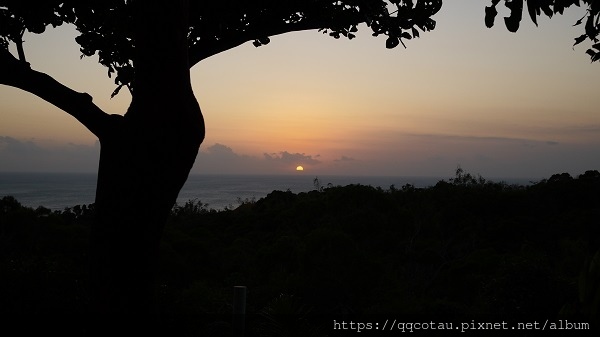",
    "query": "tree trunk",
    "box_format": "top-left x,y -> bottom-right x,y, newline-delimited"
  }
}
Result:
88,0 -> 204,333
